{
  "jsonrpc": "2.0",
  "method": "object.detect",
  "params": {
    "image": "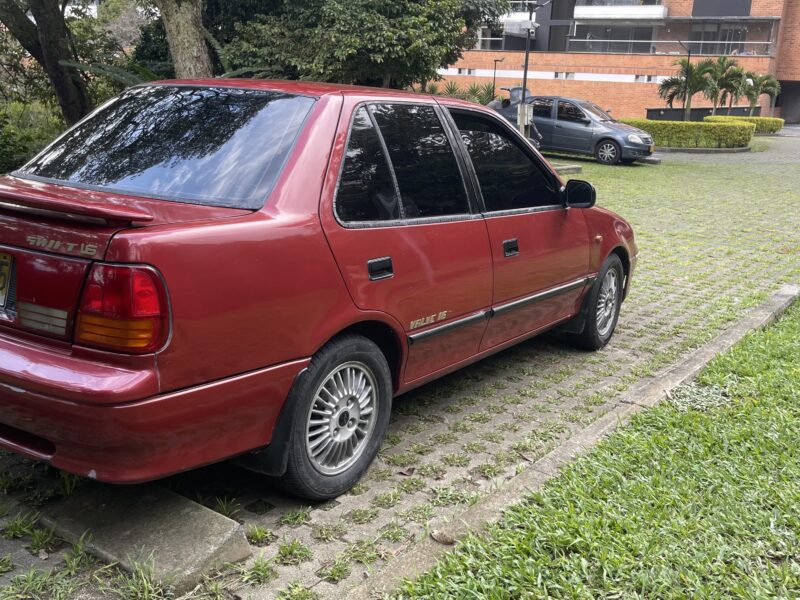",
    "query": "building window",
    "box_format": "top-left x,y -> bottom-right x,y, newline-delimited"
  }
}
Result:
457,68 -> 476,75
570,24 -> 653,53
